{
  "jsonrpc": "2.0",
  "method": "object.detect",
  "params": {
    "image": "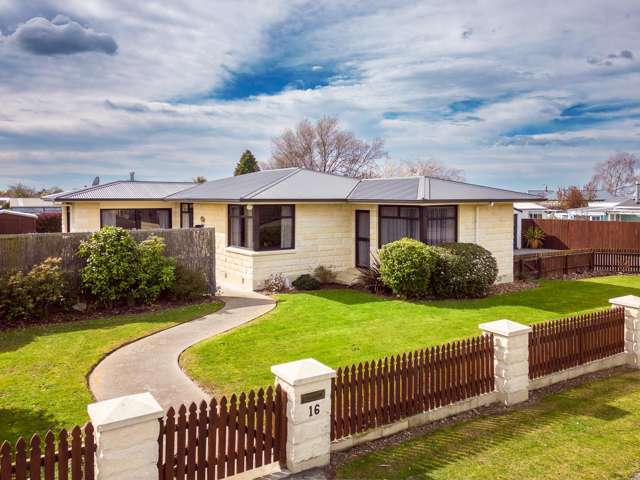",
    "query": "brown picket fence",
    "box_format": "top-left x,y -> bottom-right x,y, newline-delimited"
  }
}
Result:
0,424 -> 95,480
528,307 -> 625,379
330,334 -> 494,441
158,385 -> 287,480
593,250 -> 640,273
